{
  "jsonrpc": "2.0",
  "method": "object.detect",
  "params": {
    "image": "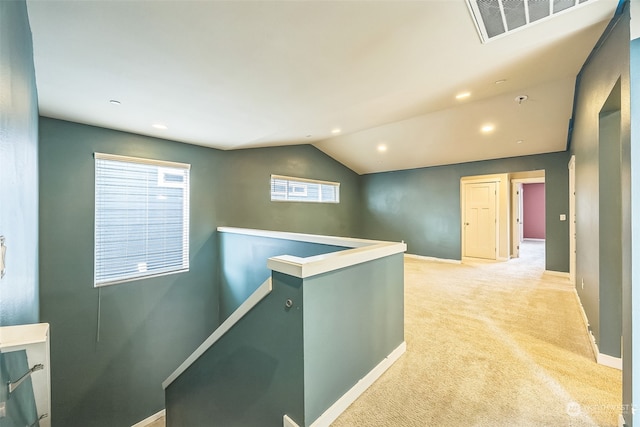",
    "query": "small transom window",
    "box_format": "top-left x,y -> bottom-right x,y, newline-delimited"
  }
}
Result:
270,175 -> 339,203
